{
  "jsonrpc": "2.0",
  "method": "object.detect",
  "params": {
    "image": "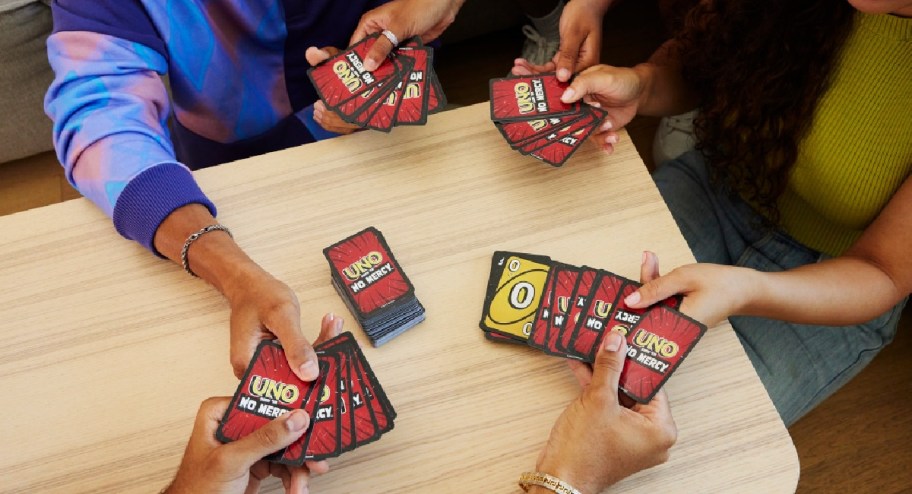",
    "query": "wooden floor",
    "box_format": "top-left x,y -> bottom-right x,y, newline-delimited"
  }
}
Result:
1,1 -> 910,491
